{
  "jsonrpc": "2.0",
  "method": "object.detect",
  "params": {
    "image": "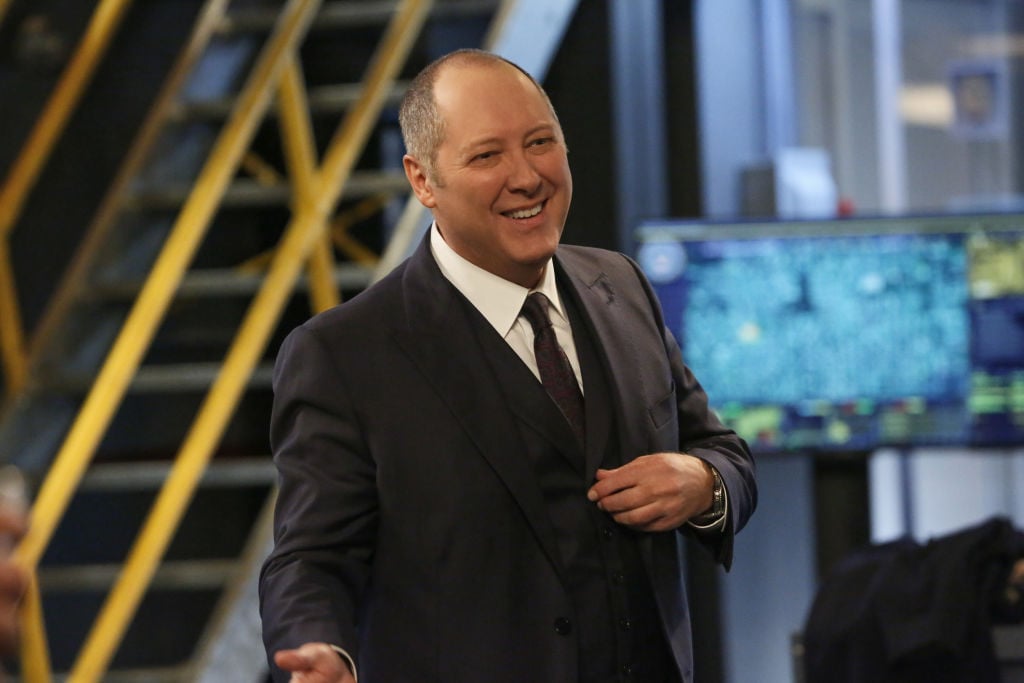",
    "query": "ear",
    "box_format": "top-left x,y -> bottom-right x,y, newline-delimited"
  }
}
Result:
403,154 -> 437,209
